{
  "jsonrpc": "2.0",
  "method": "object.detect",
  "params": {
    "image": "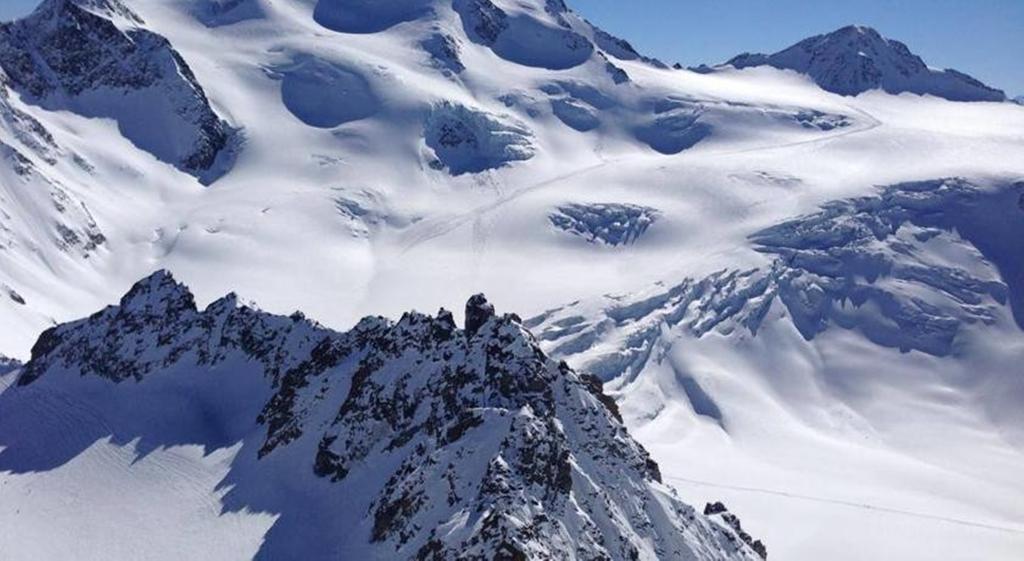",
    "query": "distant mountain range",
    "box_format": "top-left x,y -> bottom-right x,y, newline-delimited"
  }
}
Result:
699,25 -> 1006,102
